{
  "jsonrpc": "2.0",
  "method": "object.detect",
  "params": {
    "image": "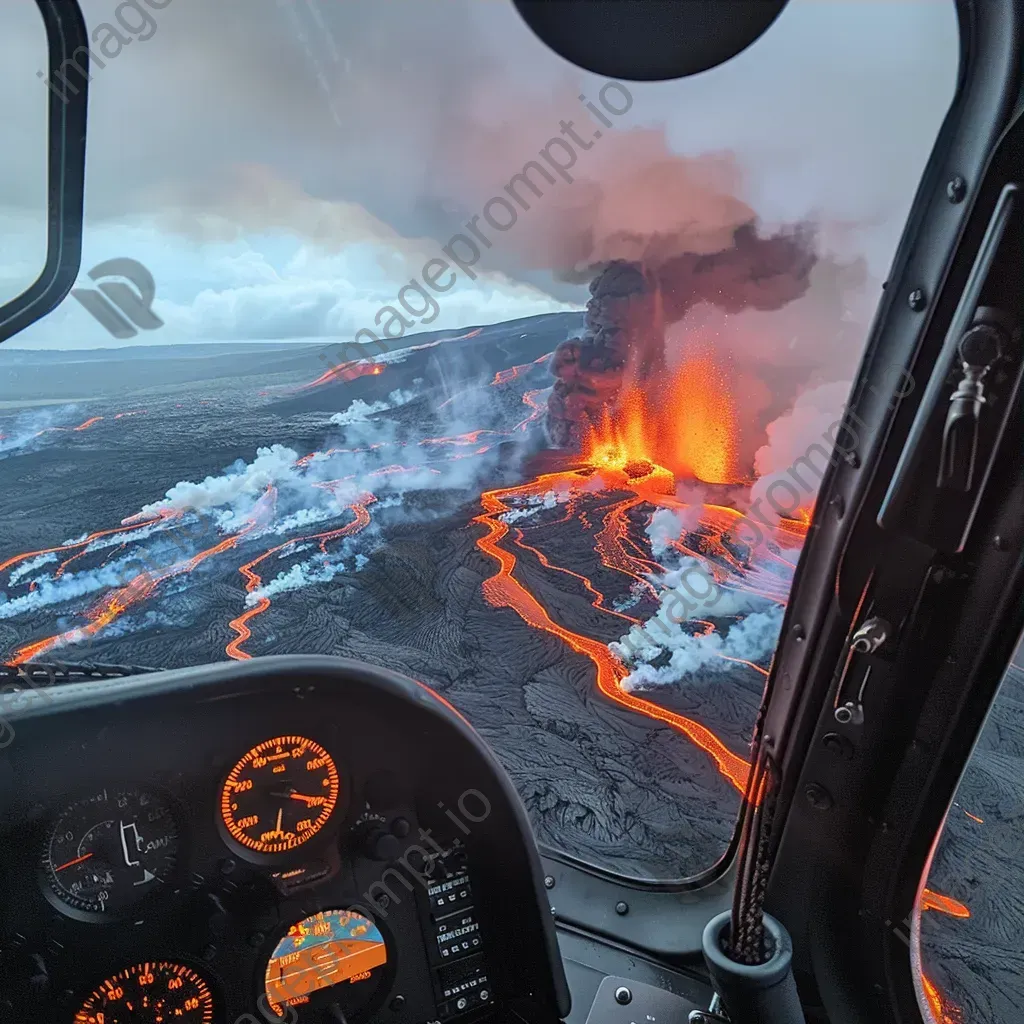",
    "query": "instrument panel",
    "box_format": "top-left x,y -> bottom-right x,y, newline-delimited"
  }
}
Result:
0,658 -> 568,1024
